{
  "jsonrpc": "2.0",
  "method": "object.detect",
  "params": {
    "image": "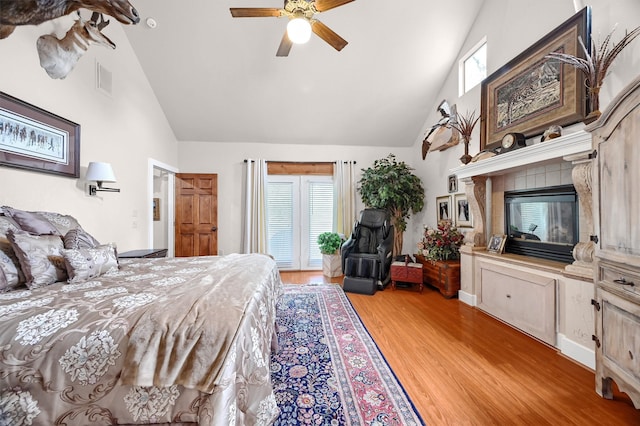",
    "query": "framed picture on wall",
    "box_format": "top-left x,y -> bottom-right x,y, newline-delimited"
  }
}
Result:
454,193 -> 472,227
436,195 -> 452,222
448,174 -> 458,193
153,198 -> 160,221
0,92 -> 80,178
479,7 -> 590,150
